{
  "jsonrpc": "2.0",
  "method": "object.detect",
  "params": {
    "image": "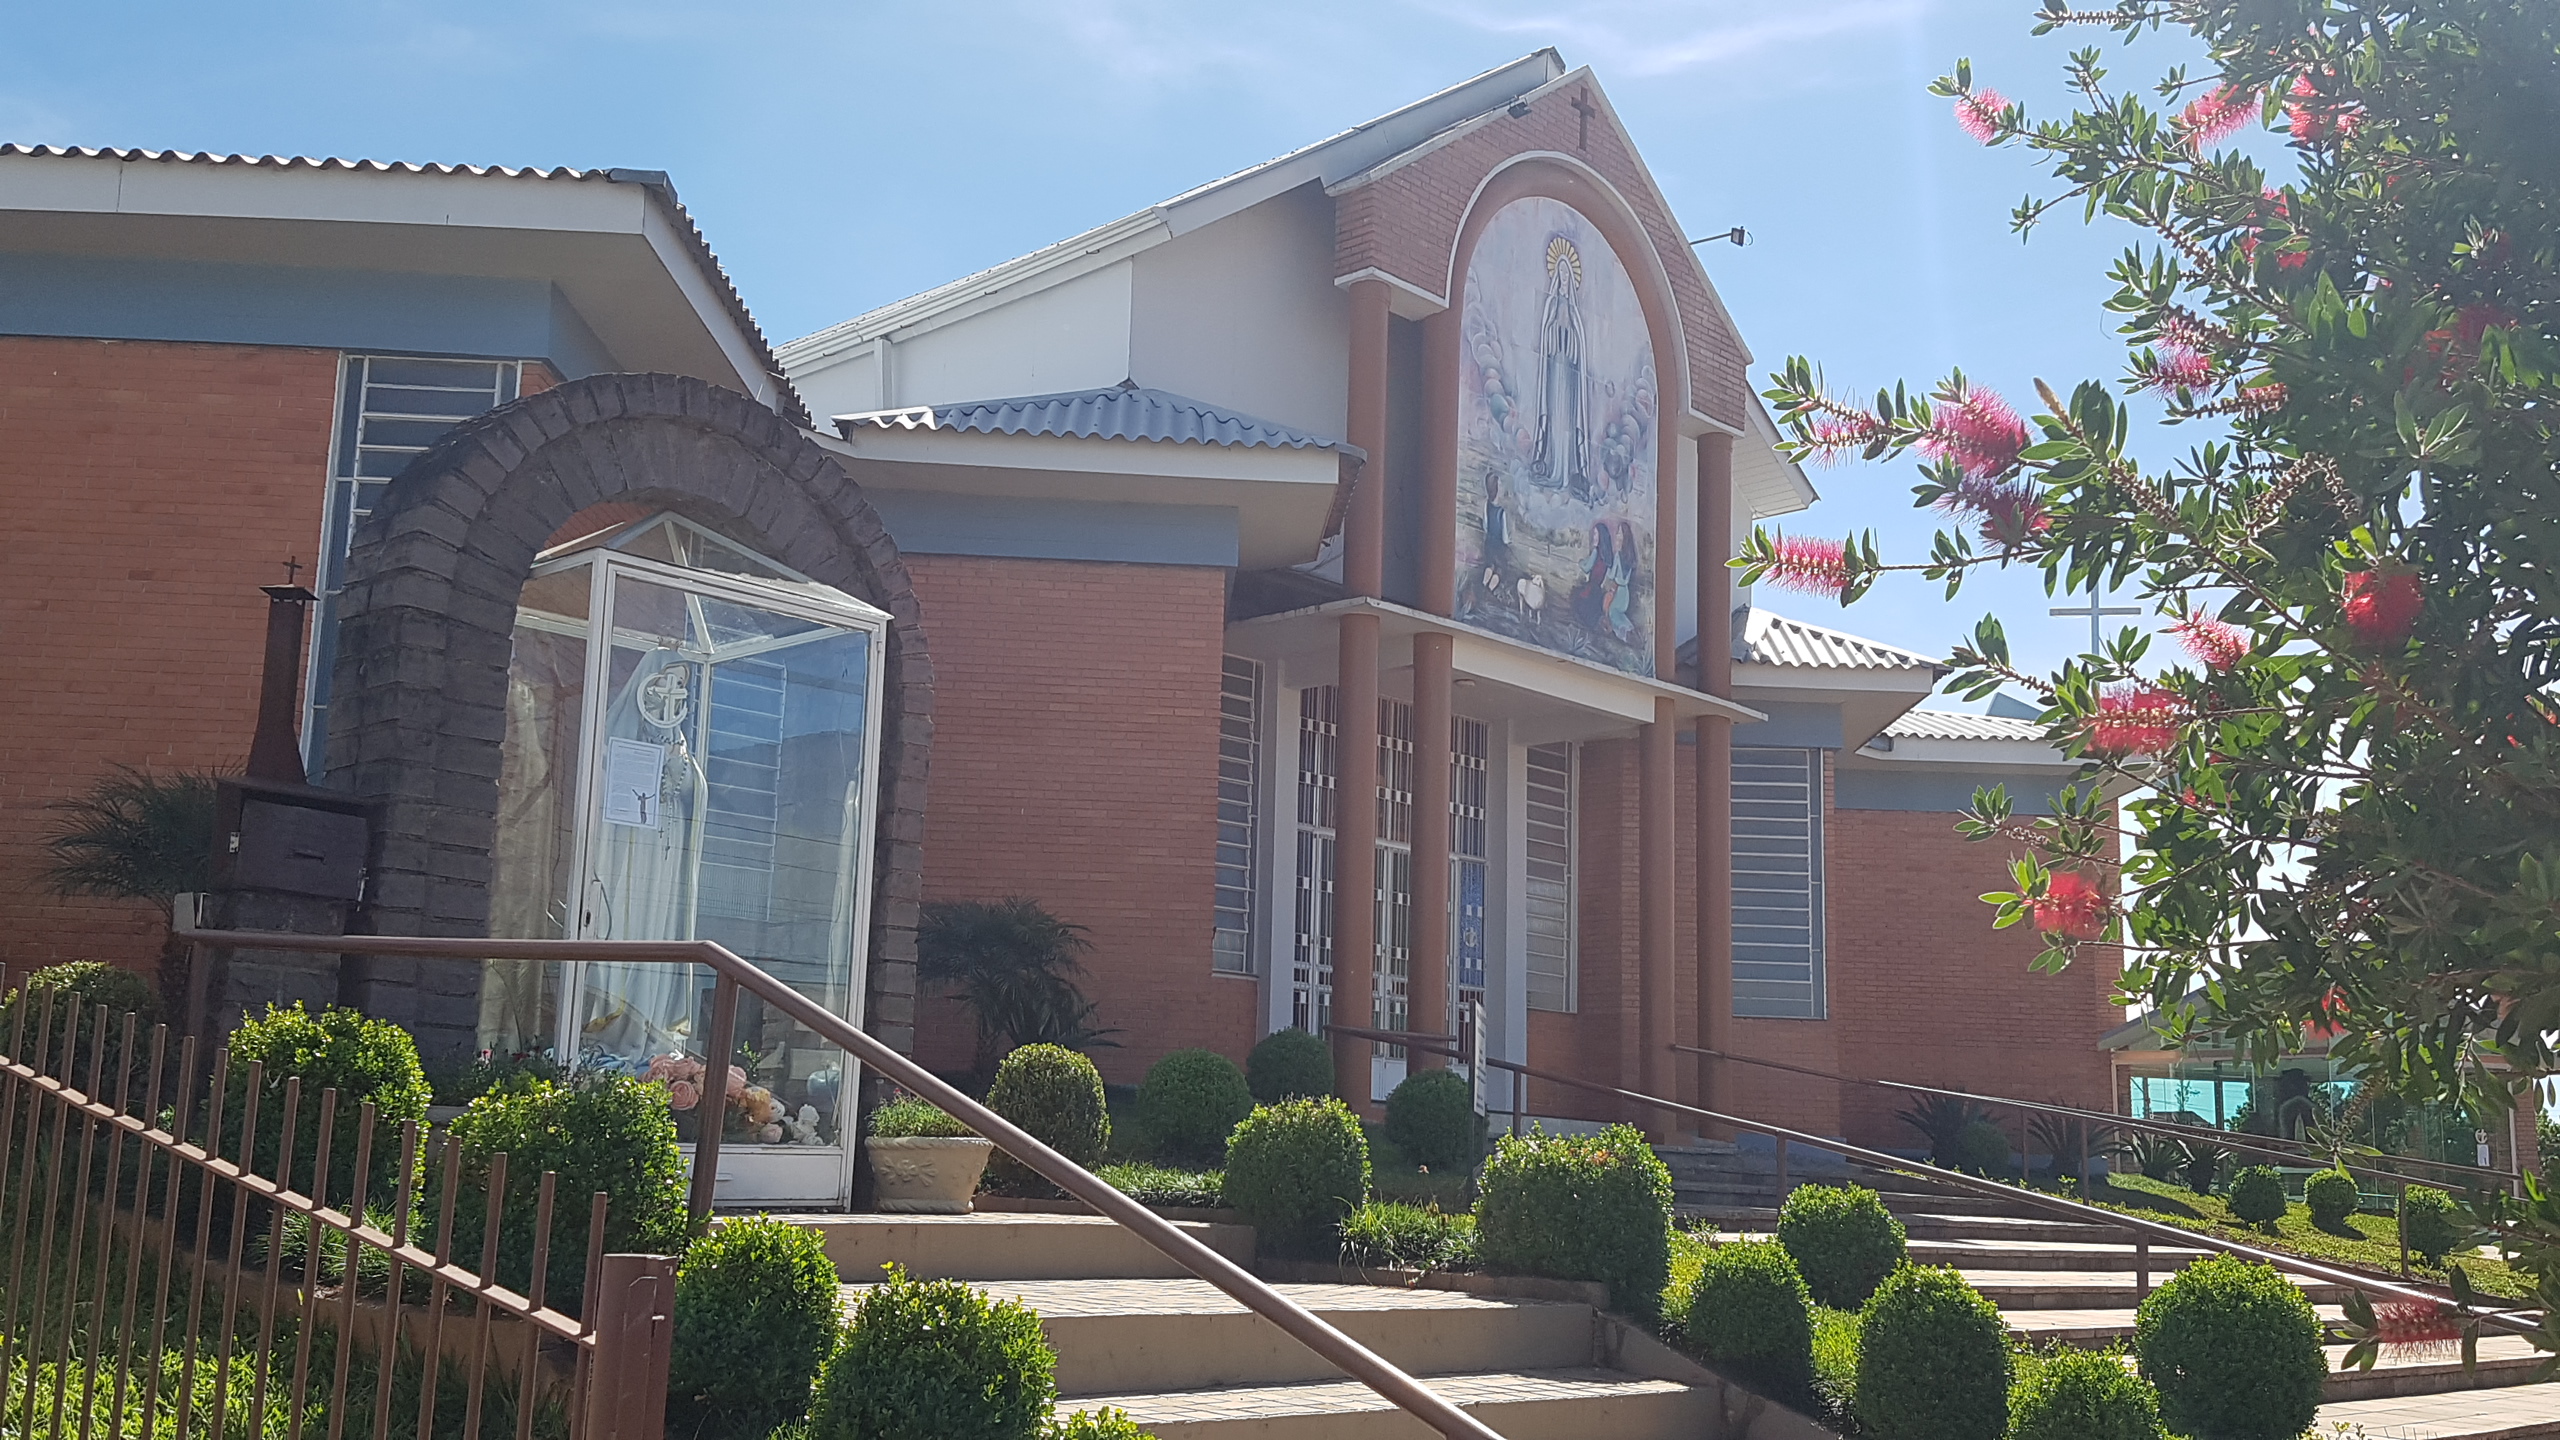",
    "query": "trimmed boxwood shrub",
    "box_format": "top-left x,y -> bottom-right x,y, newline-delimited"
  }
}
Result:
1223,1097 -> 1369,1254
1135,1049 -> 1253,1166
434,1074 -> 689,1316
2009,1346 -> 2167,1440
1953,1119 -> 2012,1177
224,1002 -> 431,1208
811,1264 -> 1055,1440
1473,1123 -> 1673,1316
6,961 -> 164,1116
1382,1068 -> 1485,1172
1680,1239 -> 1813,1402
2134,1254 -> 2325,1440
1245,1028 -> 1334,1103
1051,1409 -> 1152,1440
984,1044 -> 1109,1193
2305,1167 -> 2360,1229
2226,1165 -> 2286,1228
868,1093 -> 975,1139
2399,1184 -> 2463,1264
1776,1183 -> 1906,1309
671,1214 -> 842,1439
1855,1265 -> 2011,1440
